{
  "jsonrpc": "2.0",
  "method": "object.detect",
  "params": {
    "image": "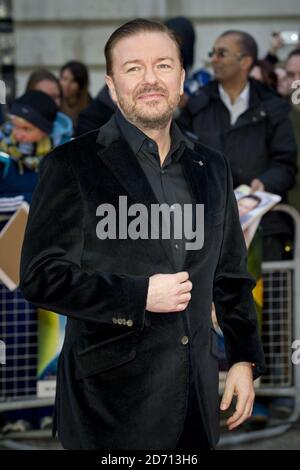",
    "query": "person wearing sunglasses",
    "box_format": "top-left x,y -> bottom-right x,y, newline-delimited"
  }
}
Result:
178,29 -> 297,262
